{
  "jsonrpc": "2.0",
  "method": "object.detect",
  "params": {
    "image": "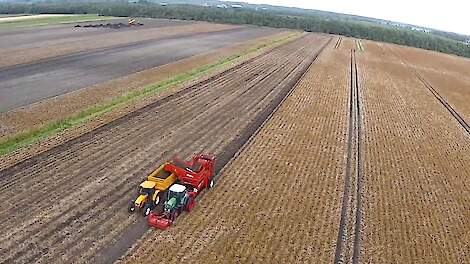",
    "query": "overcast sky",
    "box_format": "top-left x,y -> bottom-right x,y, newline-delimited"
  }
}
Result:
227,0 -> 470,35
